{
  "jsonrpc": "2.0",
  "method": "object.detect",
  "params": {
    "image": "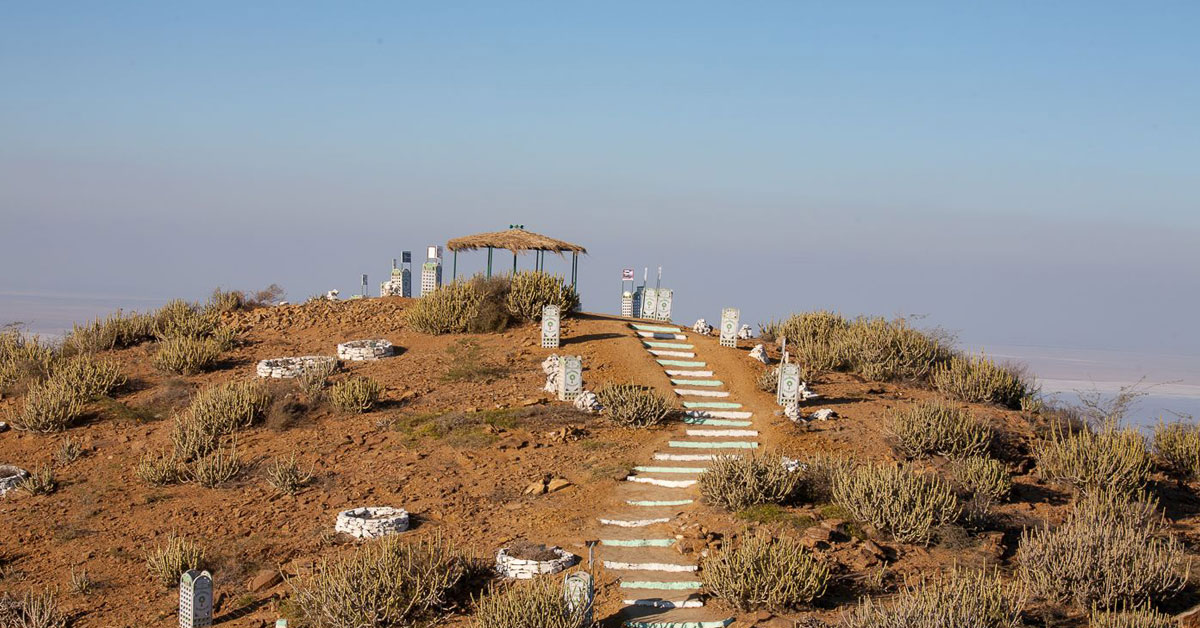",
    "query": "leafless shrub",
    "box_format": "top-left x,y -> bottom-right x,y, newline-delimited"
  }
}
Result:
328,377 -> 383,413
598,383 -> 674,428
933,353 -> 1030,409
0,588 -> 69,628
186,444 -> 241,488
145,534 -> 207,588
1035,421 -> 1151,494
699,453 -> 803,511
1153,419 -> 1200,481
505,271 -> 580,321
472,577 -> 588,628
833,462 -> 959,544
1089,604 -> 1179,628
9,378 -> 87,433
948,456 -> 1012,521
54,437 -> 84,466
703,533 -> 829,612
17,465 -> 57,496
890,401 -> 990,459
135,450 -> 182,486
842,568 -> 1026,628
265,453 -> 314,495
